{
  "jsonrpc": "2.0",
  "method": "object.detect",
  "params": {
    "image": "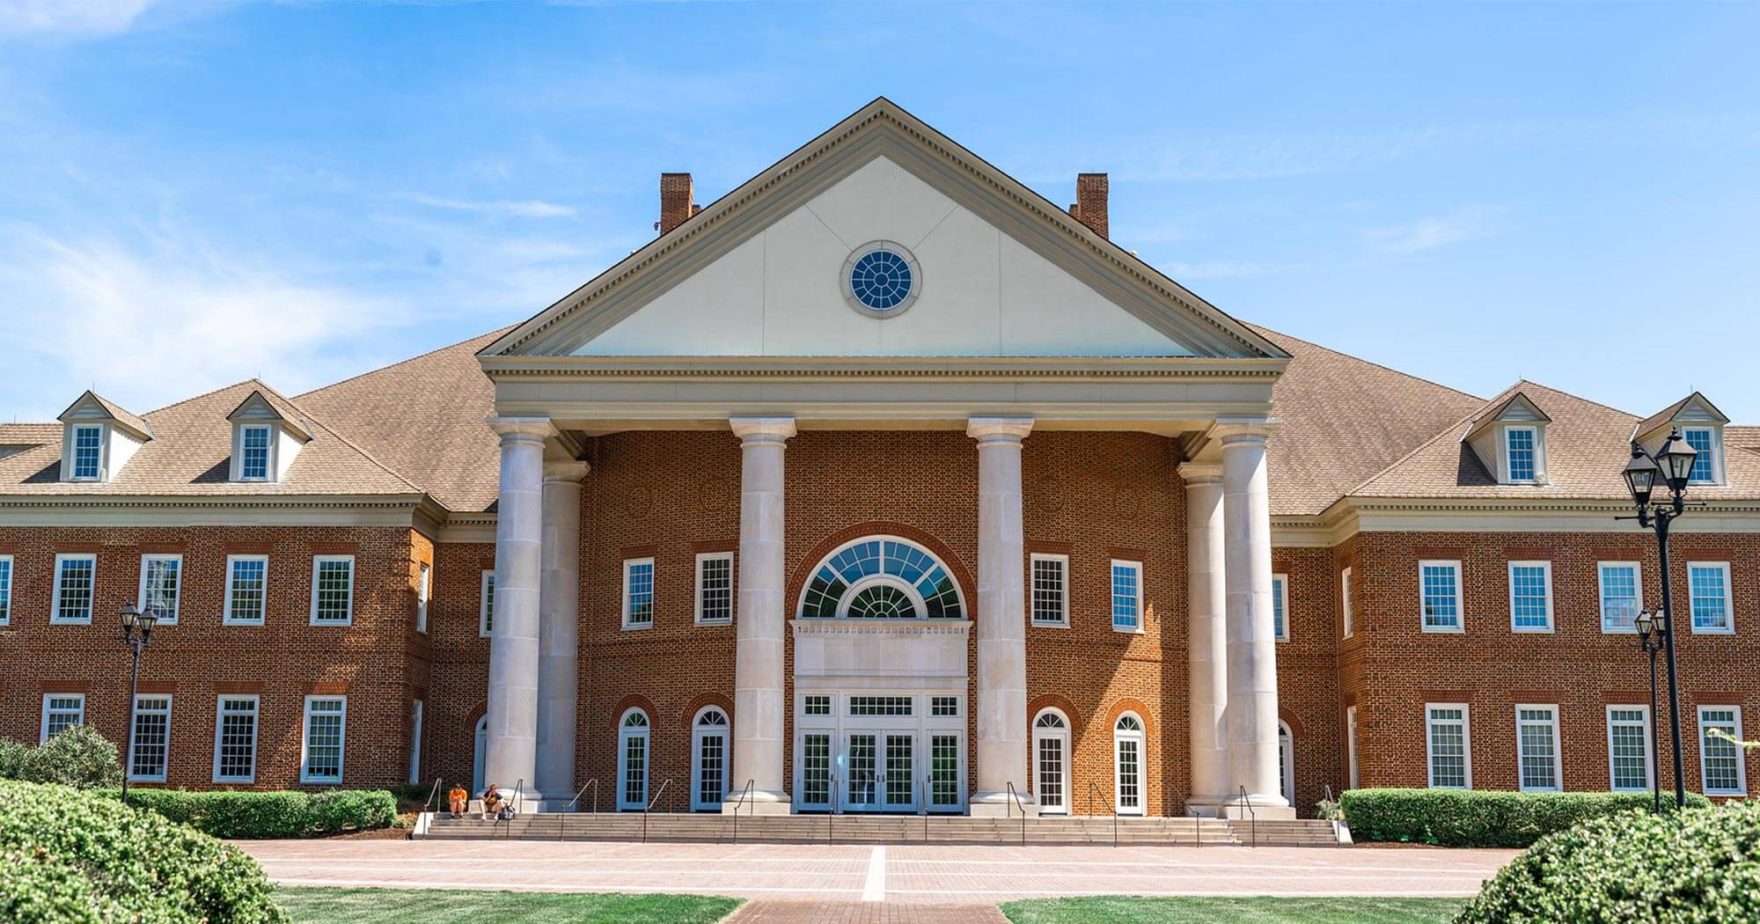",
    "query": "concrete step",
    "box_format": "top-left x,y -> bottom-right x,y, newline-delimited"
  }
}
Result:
1223,818 -> 1343,847
420,812 -> 1248,846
